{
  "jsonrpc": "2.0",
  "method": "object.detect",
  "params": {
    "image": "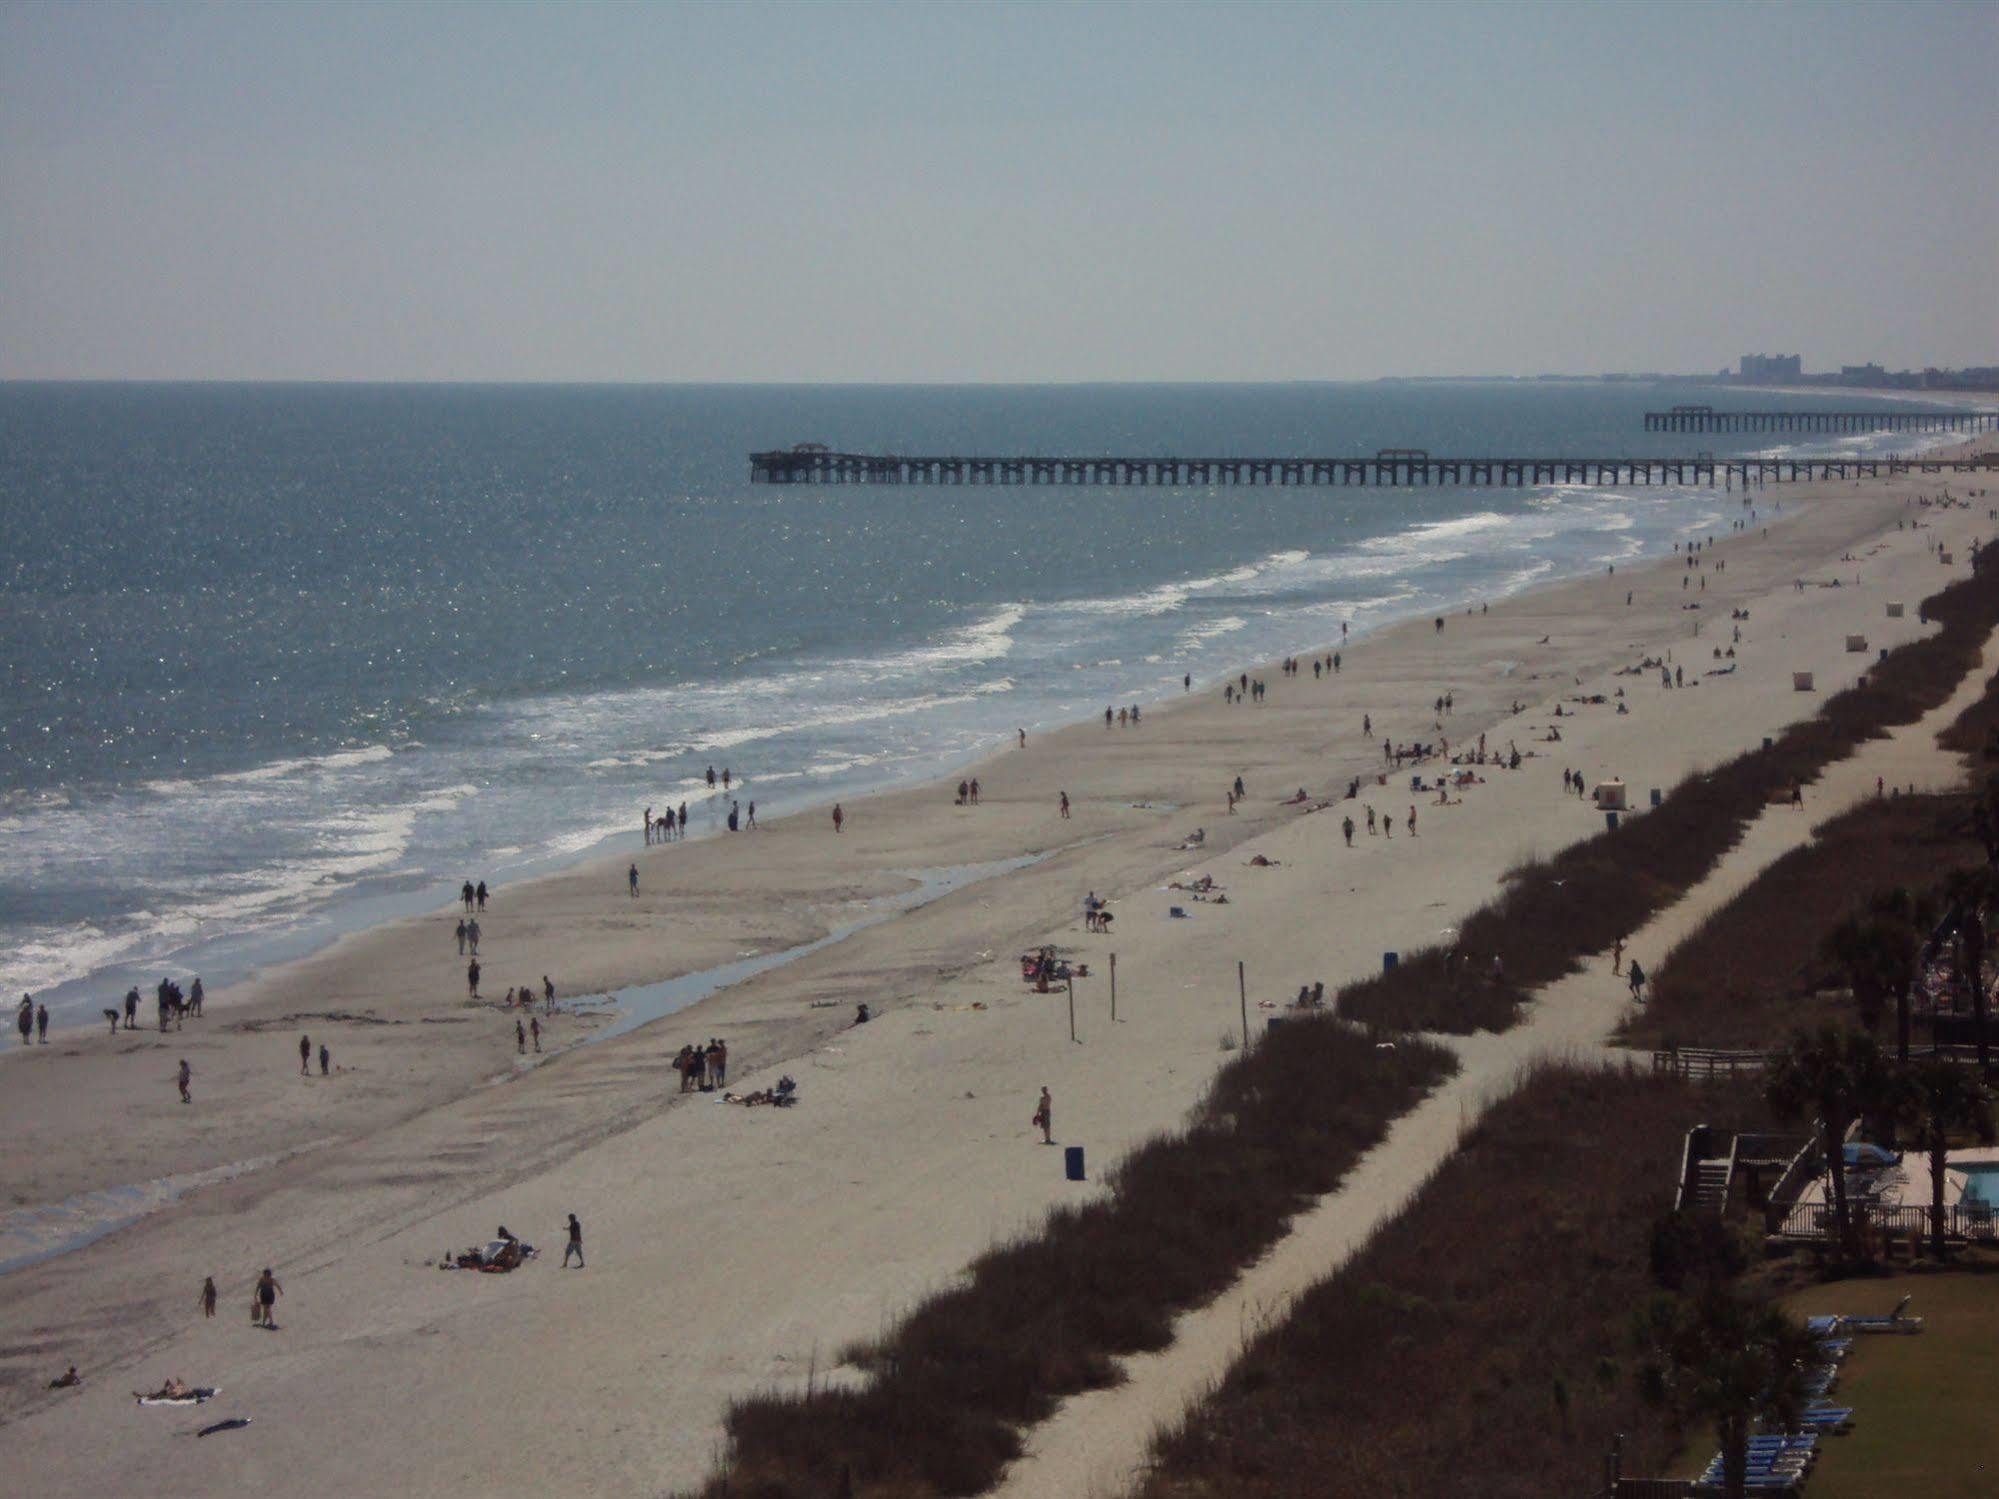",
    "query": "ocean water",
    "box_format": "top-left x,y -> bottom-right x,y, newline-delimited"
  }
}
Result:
0,381 -> 1968,1022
